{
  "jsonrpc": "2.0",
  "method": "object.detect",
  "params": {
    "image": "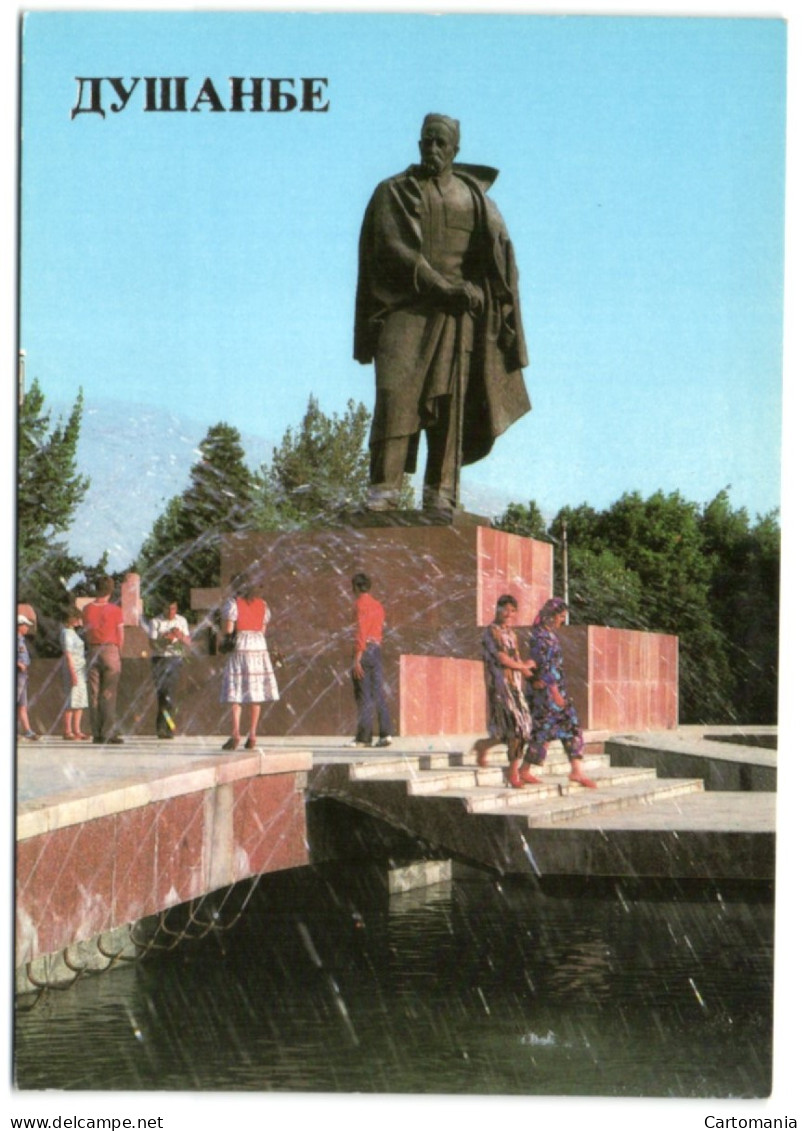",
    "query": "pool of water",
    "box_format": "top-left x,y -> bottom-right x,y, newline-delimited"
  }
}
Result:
14,867 -> 773,1097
